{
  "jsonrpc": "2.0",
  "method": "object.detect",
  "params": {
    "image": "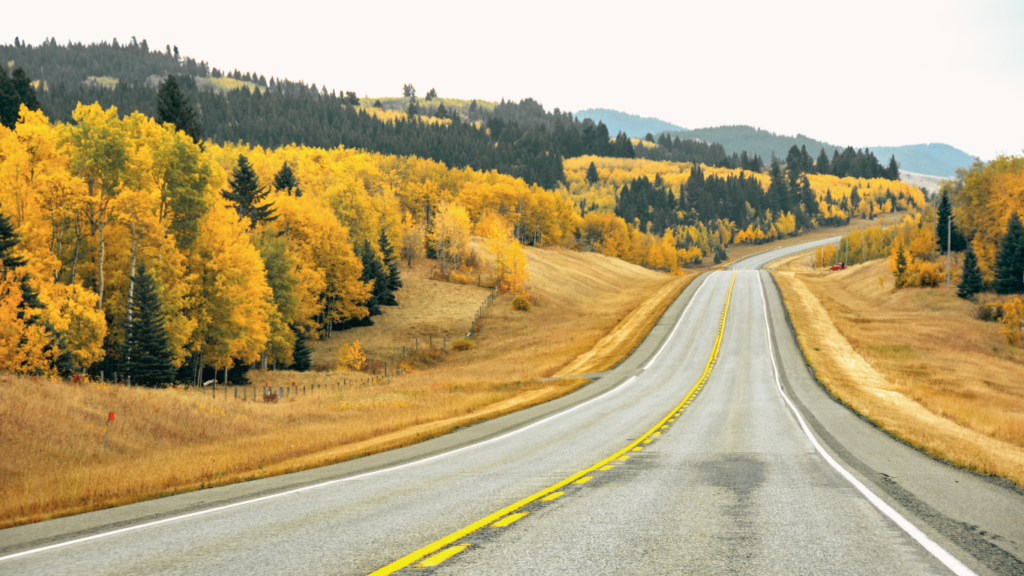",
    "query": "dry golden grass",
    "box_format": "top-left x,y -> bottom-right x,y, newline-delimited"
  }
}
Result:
773,258 -> 1024,486
0,245 -> 682,528
308,255 -> 493,368
556,274 -> 693,375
